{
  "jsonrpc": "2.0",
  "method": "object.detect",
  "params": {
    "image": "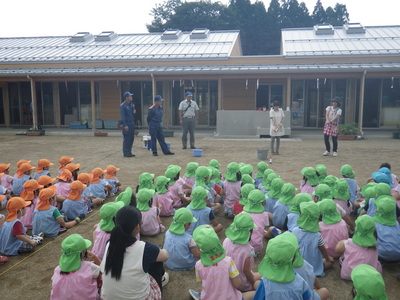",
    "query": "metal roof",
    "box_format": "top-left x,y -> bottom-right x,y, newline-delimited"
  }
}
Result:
1,62 -> 399,77
282,25 -> 400,57
0,31 -> 240,63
